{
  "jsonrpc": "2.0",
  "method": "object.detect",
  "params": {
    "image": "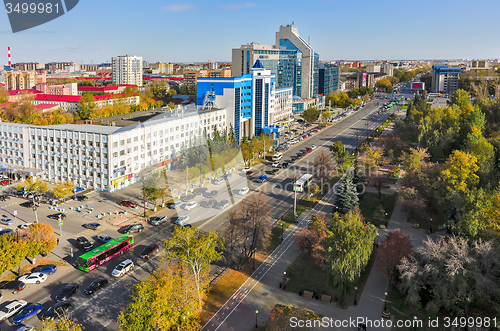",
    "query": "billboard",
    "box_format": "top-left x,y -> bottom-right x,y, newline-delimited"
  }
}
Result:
411,82 -> 424,90
362,73 -> 367,87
